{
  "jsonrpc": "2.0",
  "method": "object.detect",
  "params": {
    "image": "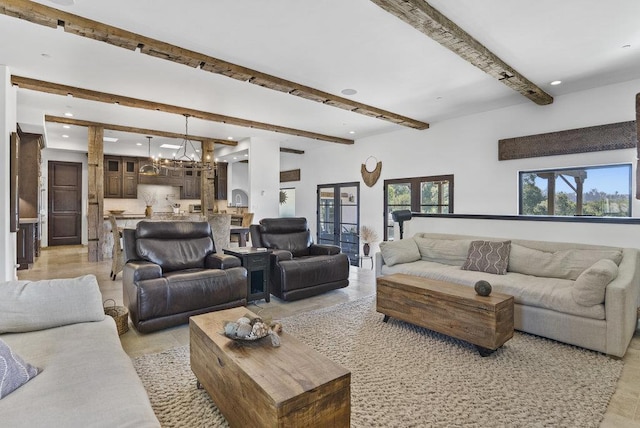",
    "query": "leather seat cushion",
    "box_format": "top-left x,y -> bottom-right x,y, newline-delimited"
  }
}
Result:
137,269 -> 246,319
278,255 -> 349,291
